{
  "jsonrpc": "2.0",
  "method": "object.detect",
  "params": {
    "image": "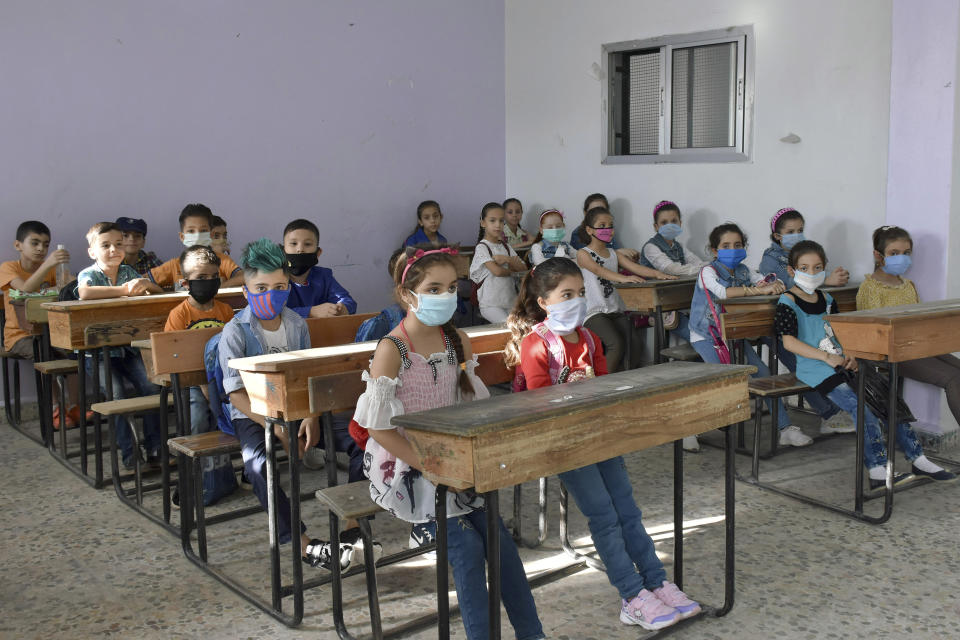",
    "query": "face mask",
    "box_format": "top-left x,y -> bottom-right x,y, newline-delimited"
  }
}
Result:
286,252 -> 318,277
592,227 -> 614,243
542,228 -> 566,243
793,270 -> 826,295
881,254 -> 911,276
544,297 -> 586,335
183,231 -> 212,248
780,233 -> 805,250
658,223 -> 683,241
245,288 -> 290,320
716,248 -> 747,270
187,277 -> 220,305
409,291 -> 457,327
